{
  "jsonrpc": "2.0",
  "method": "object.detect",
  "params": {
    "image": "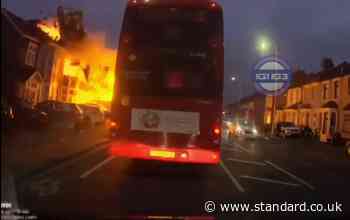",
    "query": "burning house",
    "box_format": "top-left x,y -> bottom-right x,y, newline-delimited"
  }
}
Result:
59,36 -> 116,109
2,7 -> 116,110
